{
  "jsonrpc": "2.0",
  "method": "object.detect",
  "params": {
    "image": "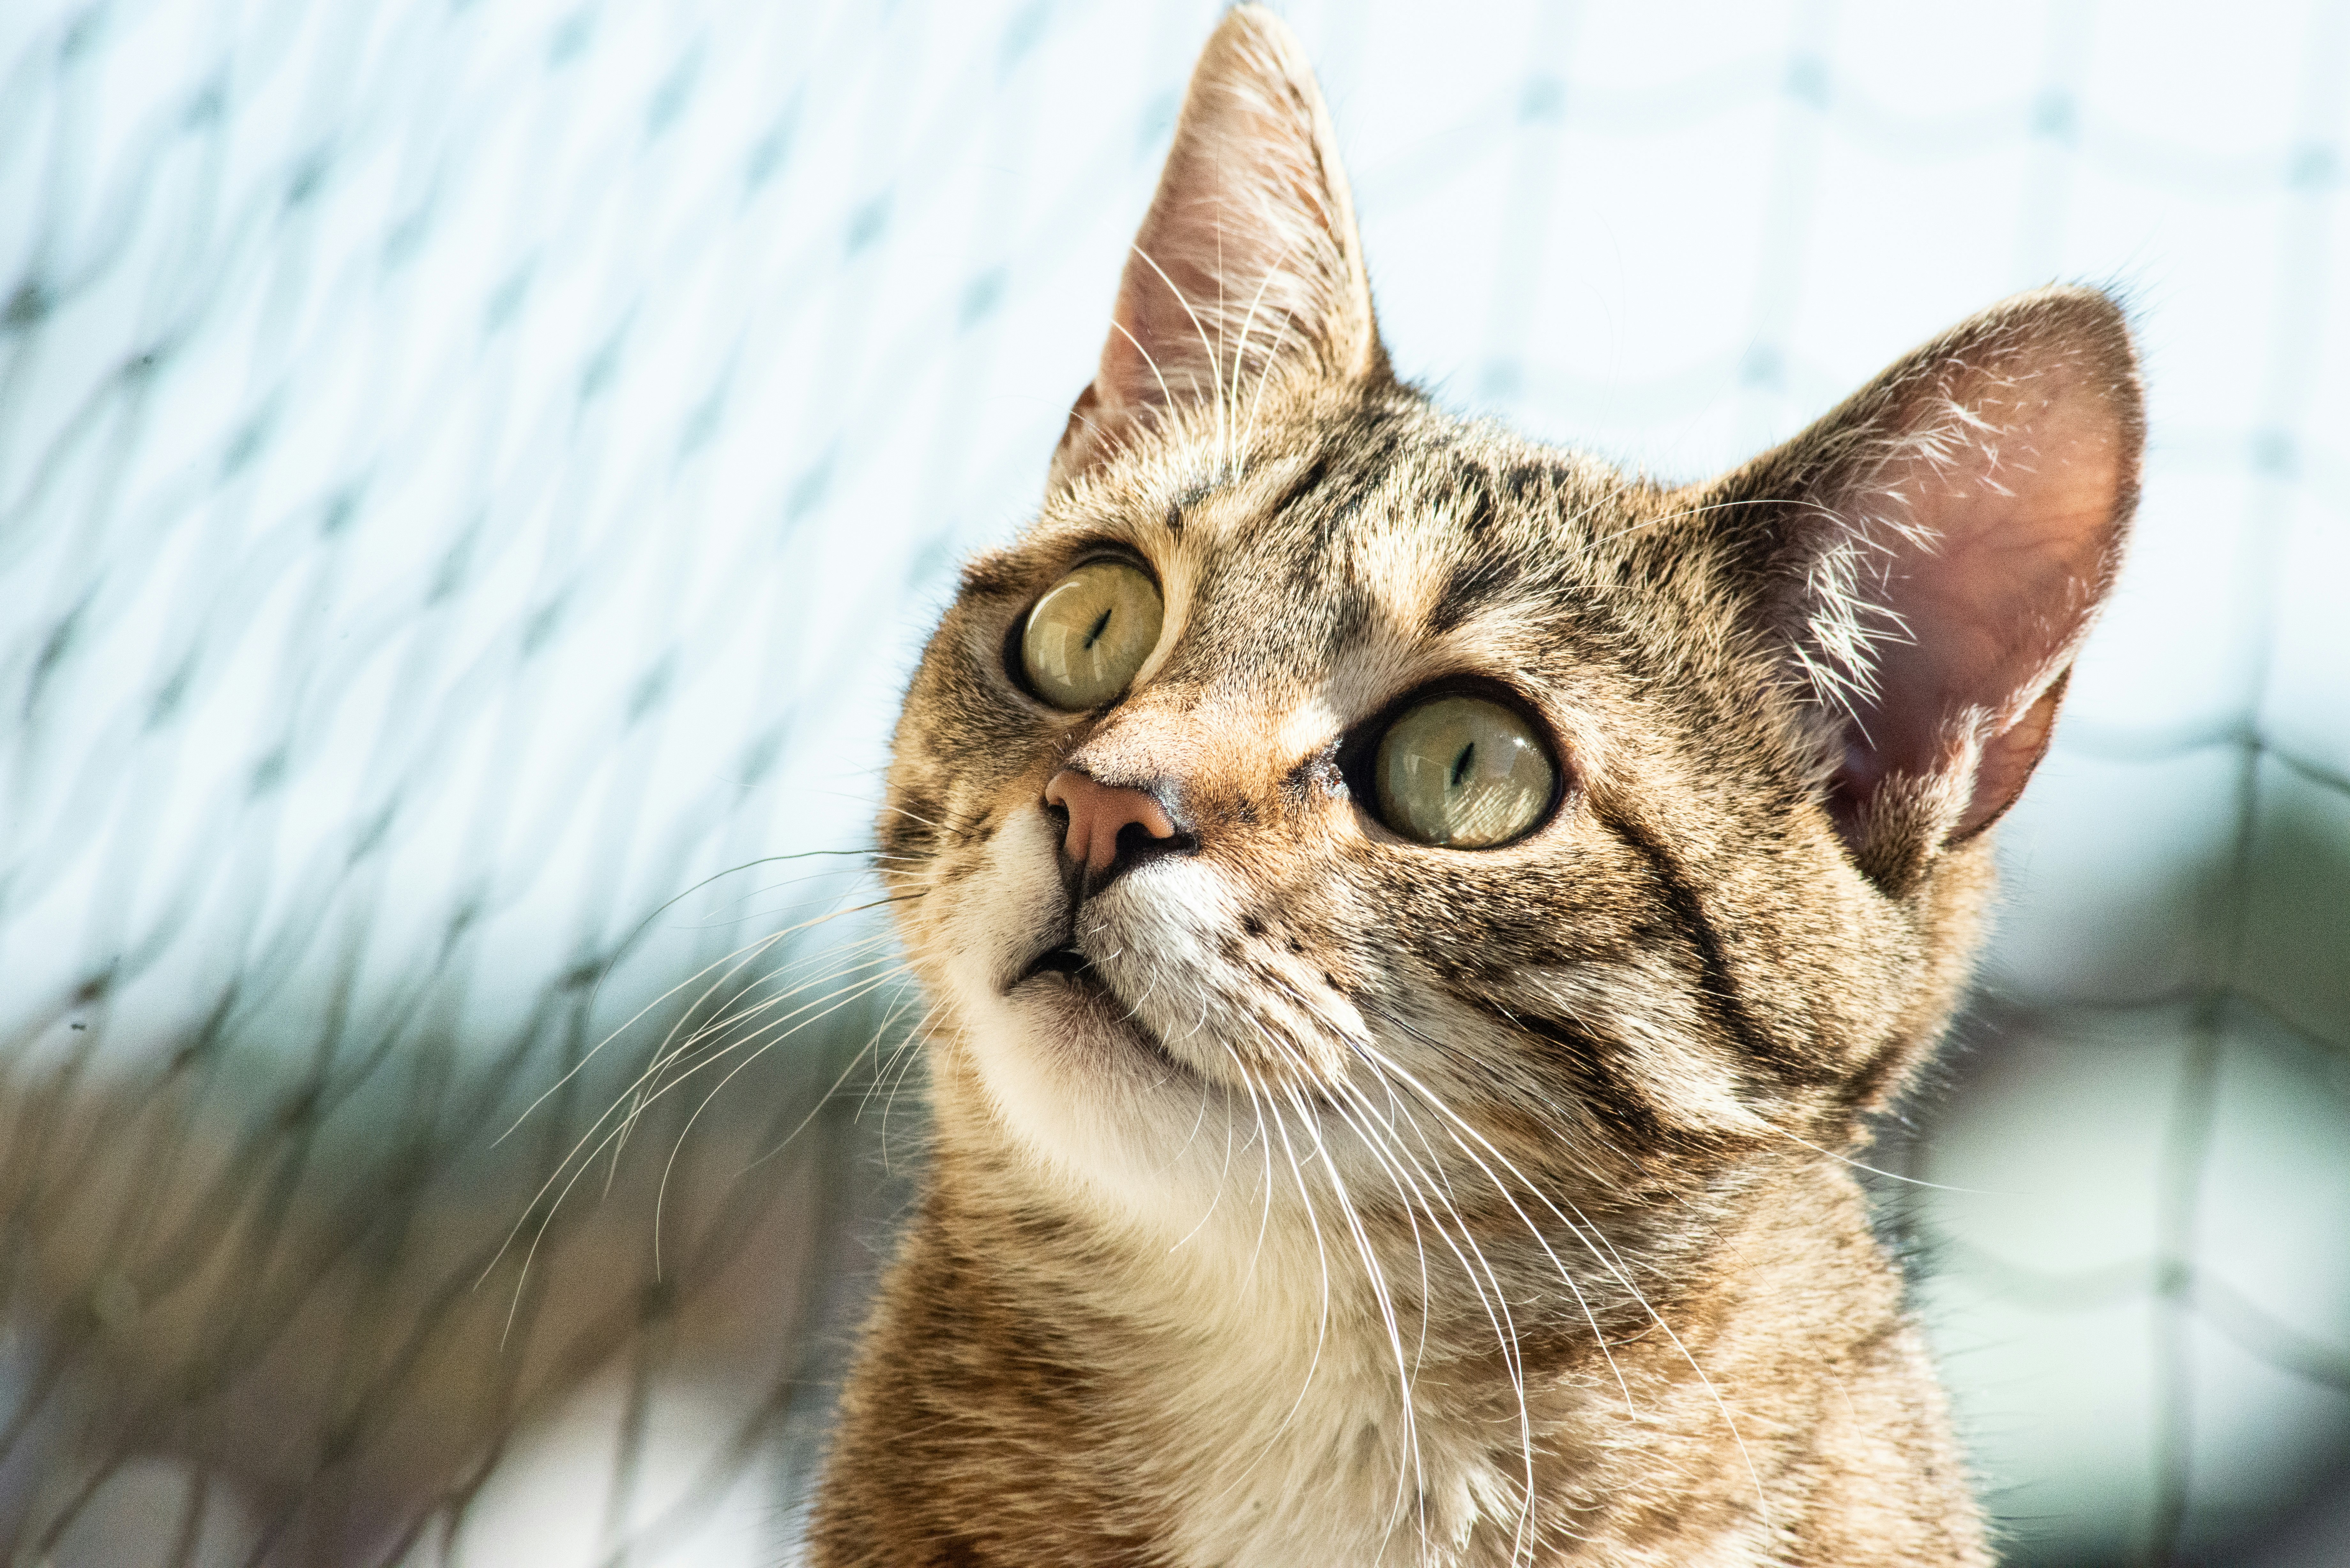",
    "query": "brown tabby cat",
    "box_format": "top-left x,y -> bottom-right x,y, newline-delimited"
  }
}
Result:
814,8 -> 2141,1564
